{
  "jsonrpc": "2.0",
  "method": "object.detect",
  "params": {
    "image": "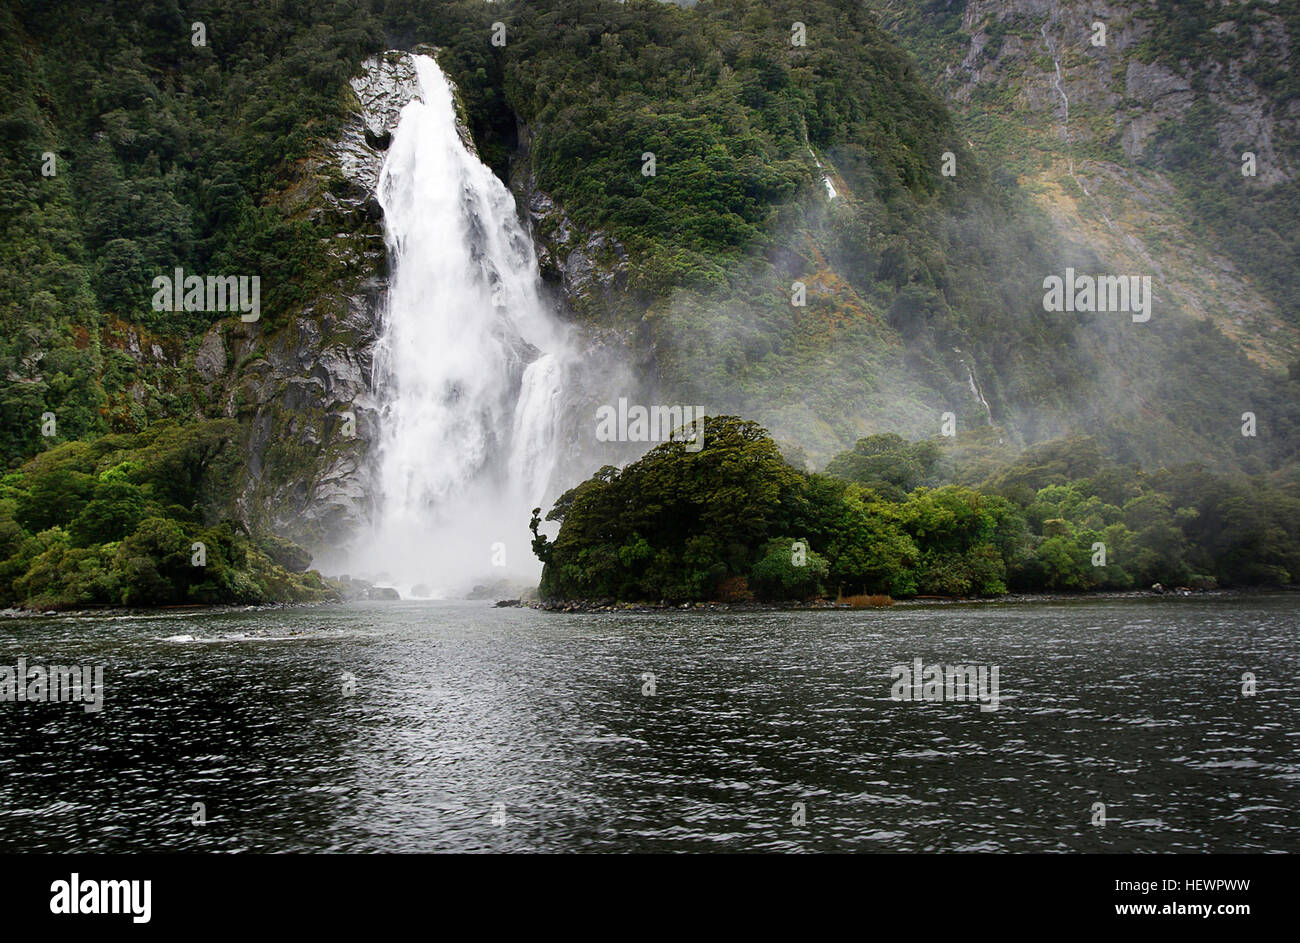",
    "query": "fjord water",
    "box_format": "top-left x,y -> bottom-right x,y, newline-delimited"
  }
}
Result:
355,54 -> 569,595
1,595 -> 1296,853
